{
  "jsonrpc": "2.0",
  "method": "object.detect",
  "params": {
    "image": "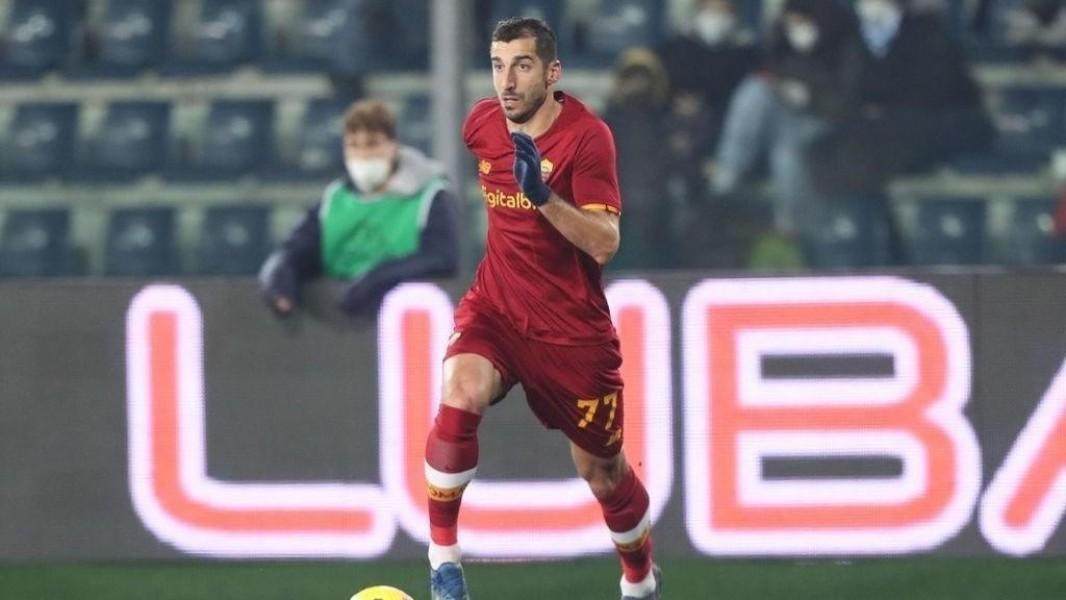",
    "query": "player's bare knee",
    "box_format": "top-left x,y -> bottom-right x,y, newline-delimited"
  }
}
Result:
442,374 -> 492,414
